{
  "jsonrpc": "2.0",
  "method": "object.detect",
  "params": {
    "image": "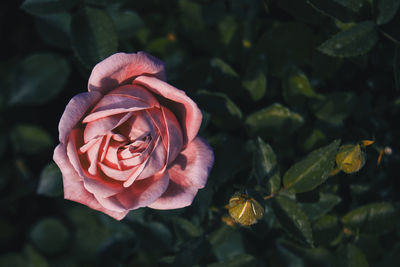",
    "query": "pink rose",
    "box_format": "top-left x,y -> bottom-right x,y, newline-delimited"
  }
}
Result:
53,52 -> 214,220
